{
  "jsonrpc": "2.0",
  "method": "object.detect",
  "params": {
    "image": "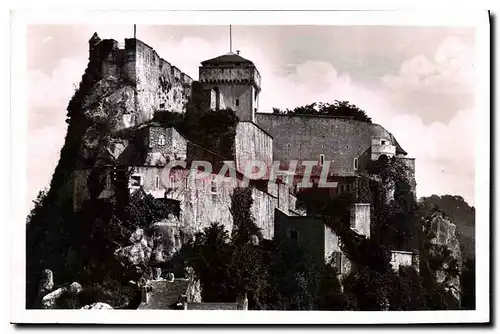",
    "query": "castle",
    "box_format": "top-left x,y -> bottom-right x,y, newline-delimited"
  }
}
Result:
71,33 -> 418,276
